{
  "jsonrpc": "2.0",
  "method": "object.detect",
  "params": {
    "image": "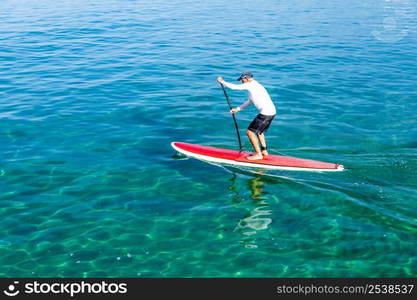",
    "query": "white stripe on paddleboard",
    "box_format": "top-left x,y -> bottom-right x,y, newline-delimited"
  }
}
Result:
171,142 -> 344,172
